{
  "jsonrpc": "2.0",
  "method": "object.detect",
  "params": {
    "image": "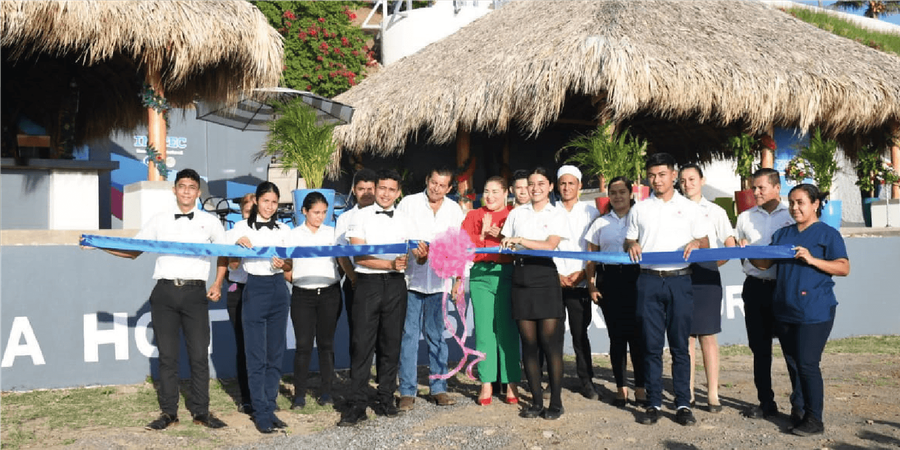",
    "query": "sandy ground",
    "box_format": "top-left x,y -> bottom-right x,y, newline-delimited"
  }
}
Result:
19,350 -> 900,449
